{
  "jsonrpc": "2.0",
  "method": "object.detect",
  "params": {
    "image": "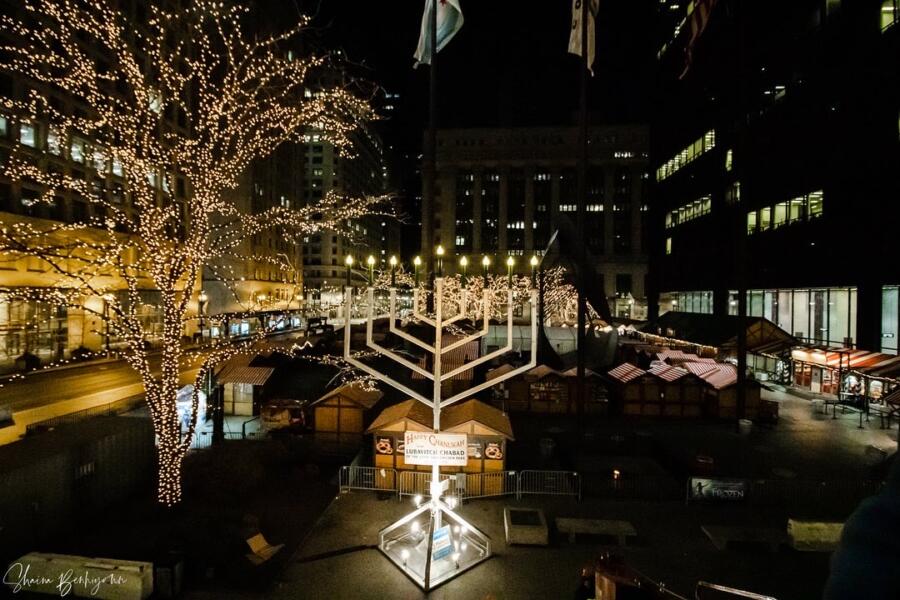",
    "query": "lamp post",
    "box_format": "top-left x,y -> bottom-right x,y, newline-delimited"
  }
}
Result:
529,255 -> 538,286
481,256 -> 490,283
506,256 -> 514,288
459,256 -> 468,288
389,255 -> 398,287
436,245 -> 445,278
198,290 -> 208,341
367,255 -> 376,286
413,256 -> 422,287
345,255 -> 354,288
102,293 -> 114,356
